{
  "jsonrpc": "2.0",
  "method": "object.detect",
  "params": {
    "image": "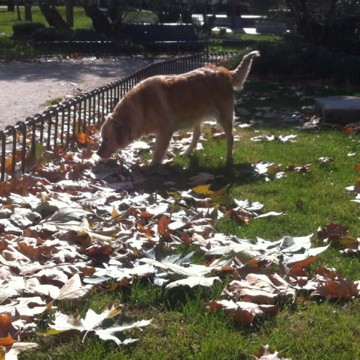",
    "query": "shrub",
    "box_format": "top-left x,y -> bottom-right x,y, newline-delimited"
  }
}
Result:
0,34 -> 38,60
31,27 -> 109,42
12,21 -> 45,39
32,26 -> 72,41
